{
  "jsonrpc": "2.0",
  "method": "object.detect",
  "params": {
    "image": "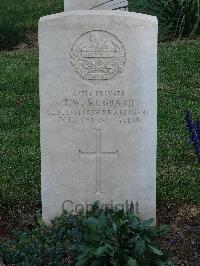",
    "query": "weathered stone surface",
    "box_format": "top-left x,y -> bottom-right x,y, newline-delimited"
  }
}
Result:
64,0 -> 128,11
39,10 -> 158,224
